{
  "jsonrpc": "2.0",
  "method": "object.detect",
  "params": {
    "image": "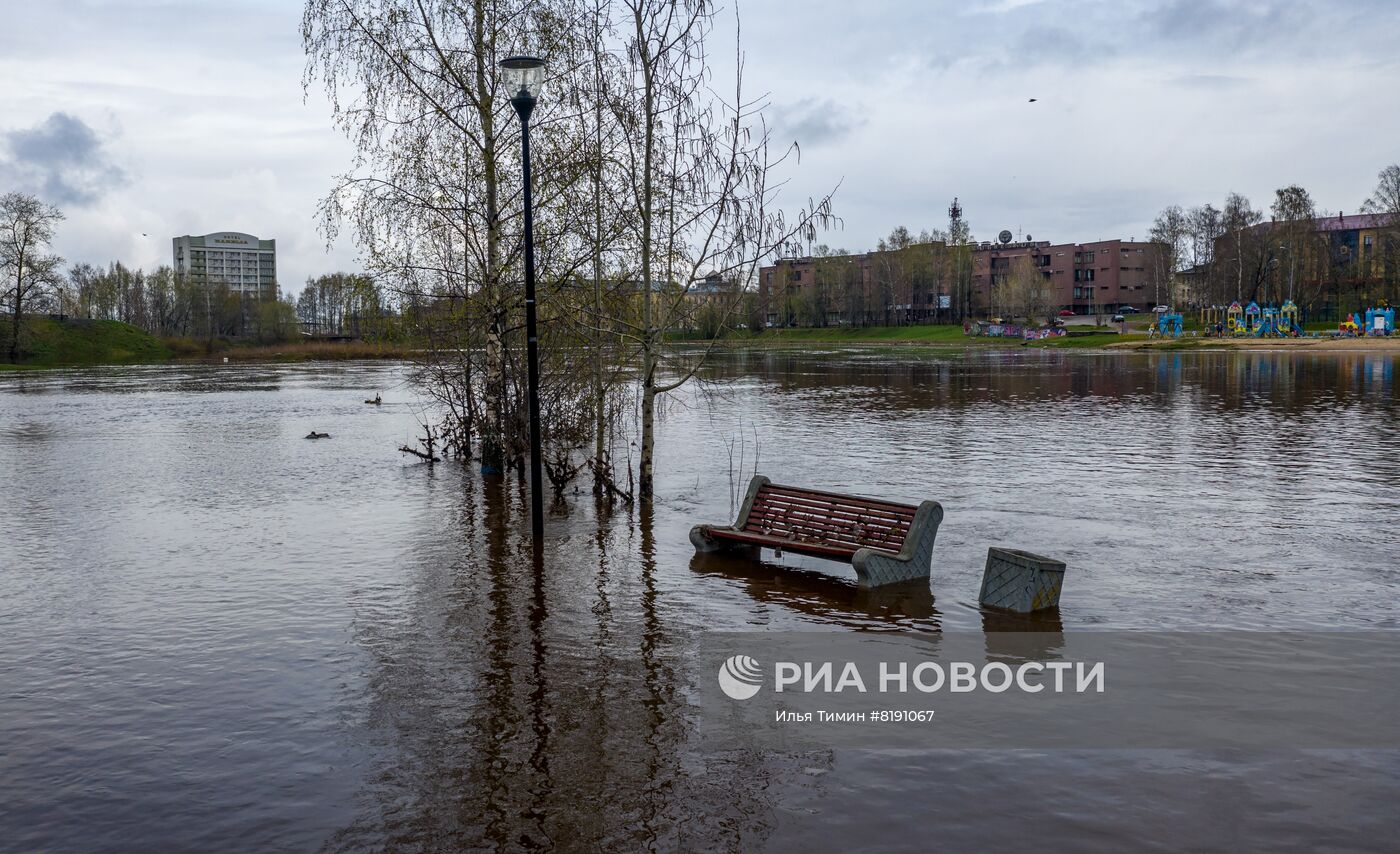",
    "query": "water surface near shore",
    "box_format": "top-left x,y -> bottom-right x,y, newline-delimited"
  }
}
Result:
2,350 -> 1397,851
